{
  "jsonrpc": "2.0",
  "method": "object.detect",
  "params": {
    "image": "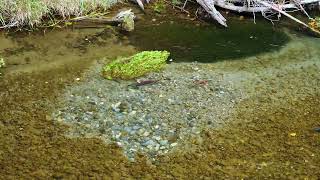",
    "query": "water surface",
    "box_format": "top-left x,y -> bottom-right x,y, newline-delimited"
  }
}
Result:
129,19 -> 290,62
